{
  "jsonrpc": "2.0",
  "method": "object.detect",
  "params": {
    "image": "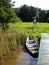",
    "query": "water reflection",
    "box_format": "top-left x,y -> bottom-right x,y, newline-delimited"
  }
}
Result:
16,52 -> 38,65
